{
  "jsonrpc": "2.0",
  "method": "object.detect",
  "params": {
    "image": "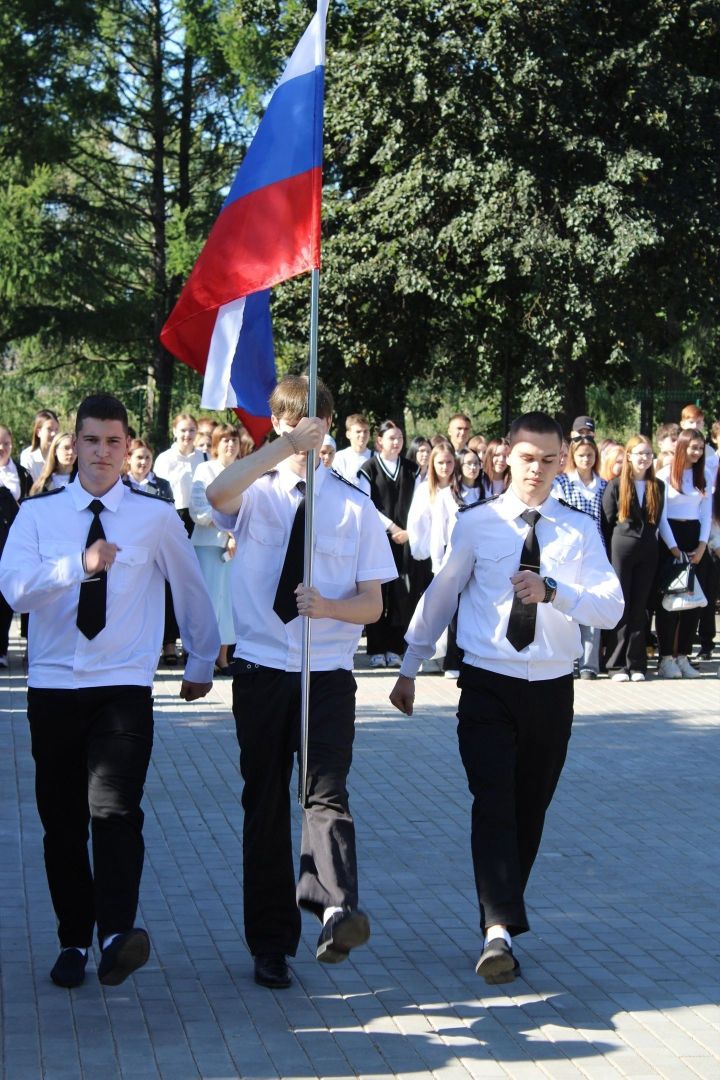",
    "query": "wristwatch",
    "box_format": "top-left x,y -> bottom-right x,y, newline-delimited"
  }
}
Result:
542,576 -> 557,604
